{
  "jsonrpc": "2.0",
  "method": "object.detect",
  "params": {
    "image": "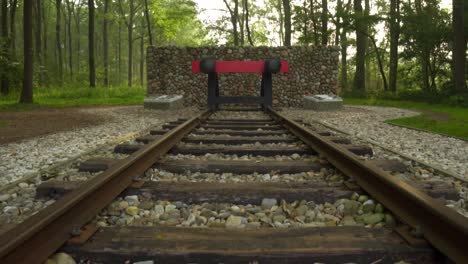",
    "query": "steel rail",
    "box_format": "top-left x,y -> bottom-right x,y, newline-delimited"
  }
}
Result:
0,110 -> 212,264
267,107 -> 468,263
